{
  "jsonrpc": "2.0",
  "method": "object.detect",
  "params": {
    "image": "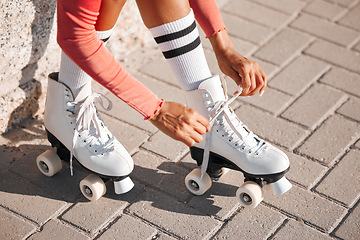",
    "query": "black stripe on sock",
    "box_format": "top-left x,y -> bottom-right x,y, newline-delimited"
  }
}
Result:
162,36 -> 201,59
154,21 -> 197,44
